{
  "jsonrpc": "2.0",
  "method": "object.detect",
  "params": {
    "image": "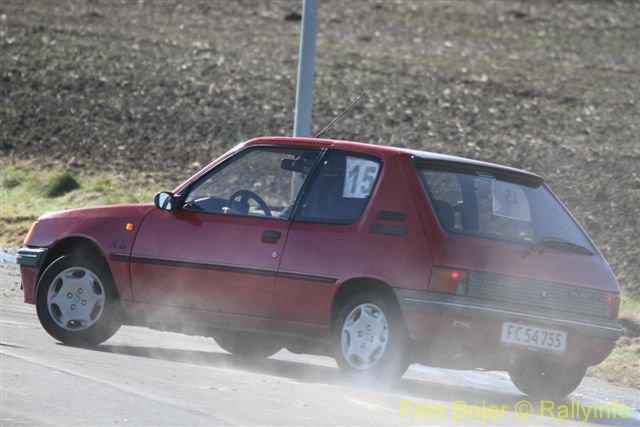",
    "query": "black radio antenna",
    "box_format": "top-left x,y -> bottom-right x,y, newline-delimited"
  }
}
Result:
314,92 -> 367,138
